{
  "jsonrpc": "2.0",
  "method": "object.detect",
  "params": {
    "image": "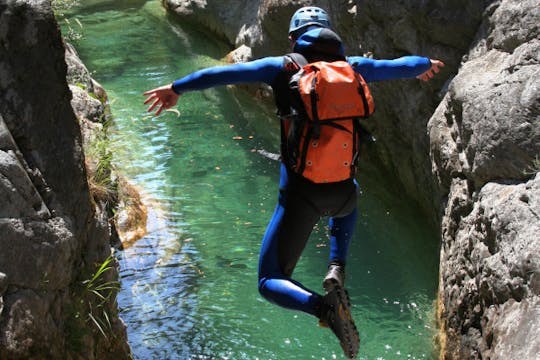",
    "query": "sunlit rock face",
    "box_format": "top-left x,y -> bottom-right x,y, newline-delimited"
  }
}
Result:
428,1 -> 540,358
